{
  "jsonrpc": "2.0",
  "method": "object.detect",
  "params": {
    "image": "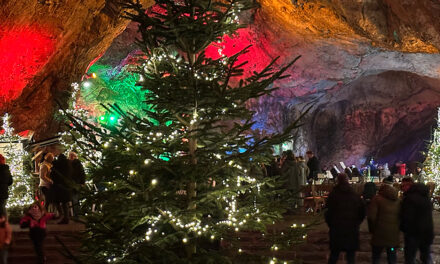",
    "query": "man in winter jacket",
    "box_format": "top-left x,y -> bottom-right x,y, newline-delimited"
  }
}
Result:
68,152 -> 86,216
400,177 -> 433,264
306,150 -> 320,182
368,176 -> 400,264
0,155 -> 12,216
325,173 -> 365,264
